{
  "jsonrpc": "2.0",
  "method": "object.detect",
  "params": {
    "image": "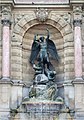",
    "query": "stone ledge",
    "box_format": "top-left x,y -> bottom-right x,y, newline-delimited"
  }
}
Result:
22,100 -> 64,113
11,80 -> 24,86
0,78 -> 13,85
72,78 -> 84,84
